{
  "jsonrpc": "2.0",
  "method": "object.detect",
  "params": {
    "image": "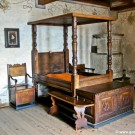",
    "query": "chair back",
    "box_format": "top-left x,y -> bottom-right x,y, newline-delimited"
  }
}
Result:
7,63 -> 28,87
7,63 -> 26,77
